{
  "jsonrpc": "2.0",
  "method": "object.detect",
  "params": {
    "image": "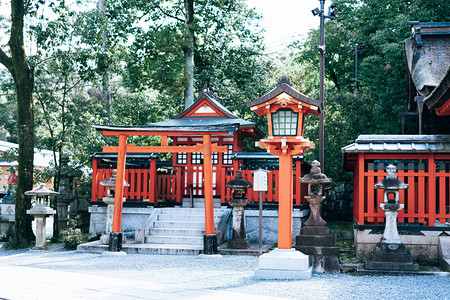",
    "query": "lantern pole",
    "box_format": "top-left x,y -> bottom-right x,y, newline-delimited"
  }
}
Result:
318,0 -> 325,172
